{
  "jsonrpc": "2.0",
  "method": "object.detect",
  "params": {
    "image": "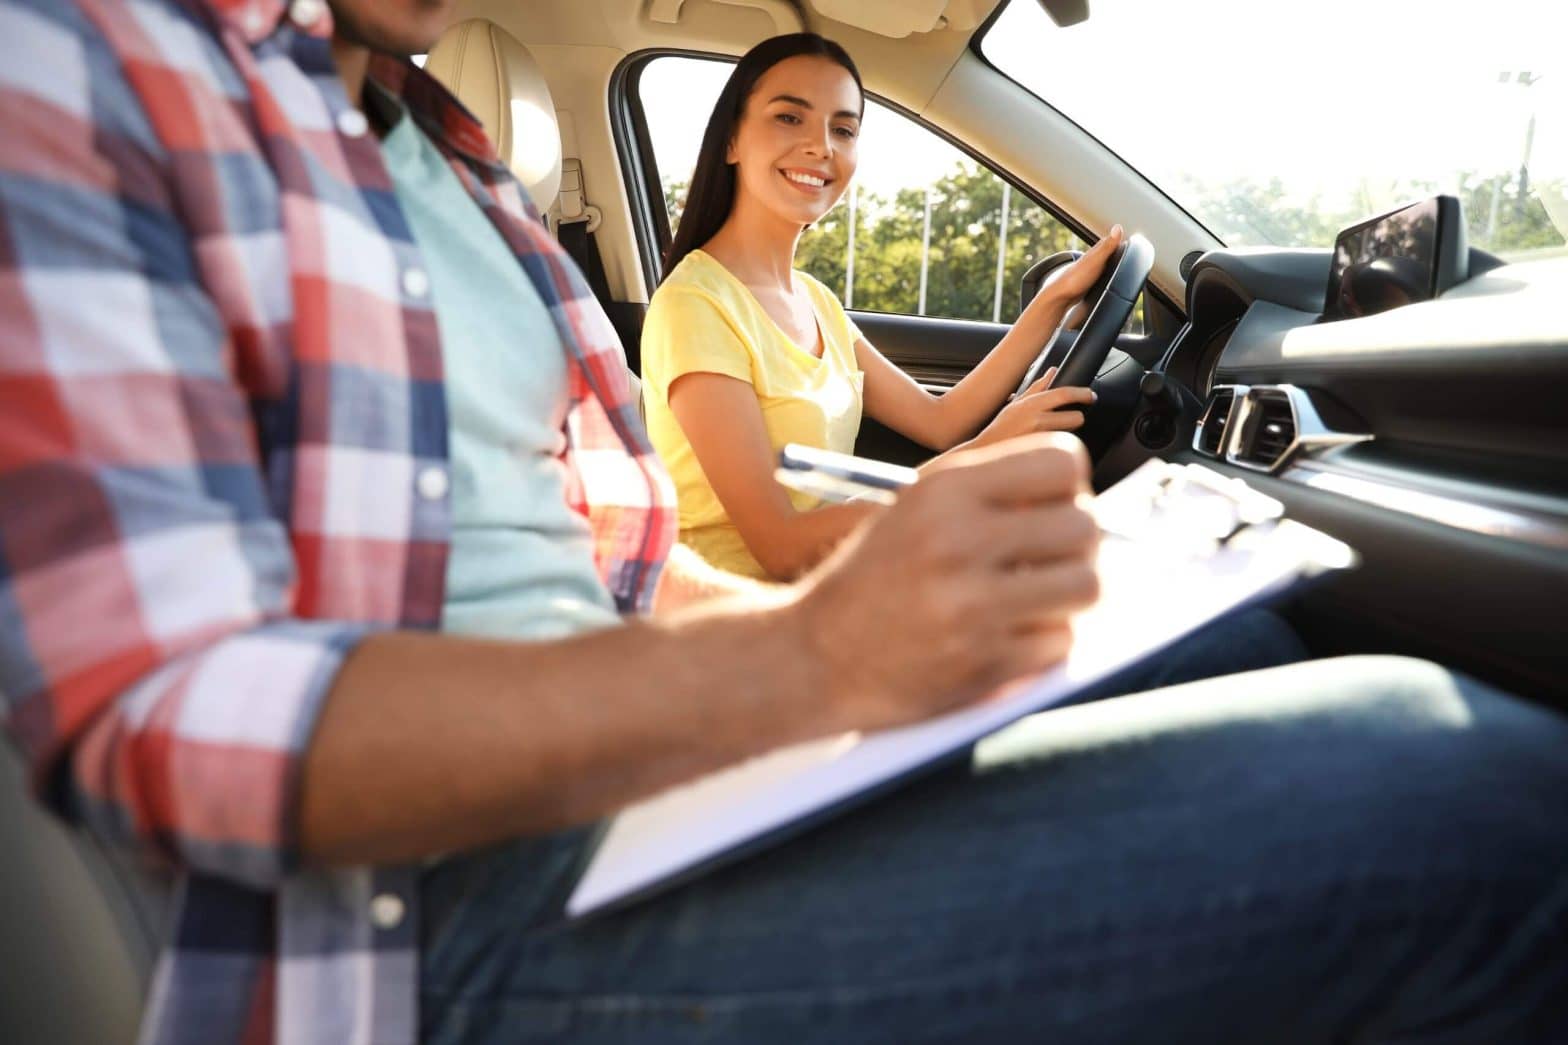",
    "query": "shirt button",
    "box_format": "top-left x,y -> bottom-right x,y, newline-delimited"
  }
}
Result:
401,266 -> 431,299
288,0 -> 326,28
336,108 -> 370,139
416,465 -> 449,501
369,892 -> 405,931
